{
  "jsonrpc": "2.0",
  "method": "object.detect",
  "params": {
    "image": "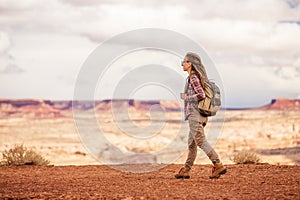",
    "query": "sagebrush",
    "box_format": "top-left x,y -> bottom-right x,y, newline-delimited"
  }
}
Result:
232,150 -> 261,164
1,144 -> 50,166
